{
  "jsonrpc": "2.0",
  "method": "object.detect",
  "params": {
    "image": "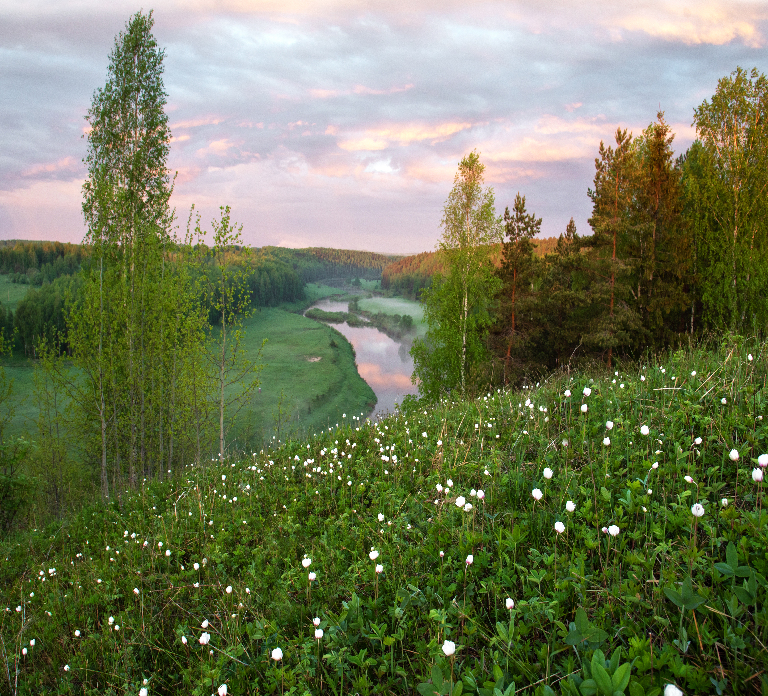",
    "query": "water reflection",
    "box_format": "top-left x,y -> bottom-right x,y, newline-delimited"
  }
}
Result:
307,299 -> 418,419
